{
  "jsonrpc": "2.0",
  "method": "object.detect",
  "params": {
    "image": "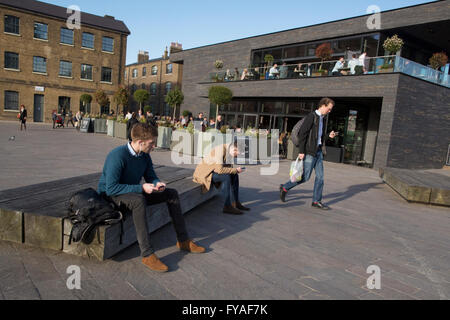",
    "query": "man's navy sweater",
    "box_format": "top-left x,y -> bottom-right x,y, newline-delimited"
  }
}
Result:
98,144 -> 160,196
